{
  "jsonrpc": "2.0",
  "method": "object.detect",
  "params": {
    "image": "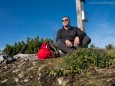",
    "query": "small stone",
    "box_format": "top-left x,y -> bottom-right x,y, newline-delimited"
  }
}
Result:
2,79 -> 8,83
15,77 -> 19,82
18,72 -> 24,78
38,73 -> 42,80
57,77 -> 69,86
21,80 -> 23,83
37,65 -> 46,74
38,77 -> 40,80
39,73 -> 42,77
32,62 -> 37,66
24,79 -> 29,82
30,76 -> 33,78
17,85 -> 21,86
0,56 -> 4,63
4,66 -> 7,69
28,67 -> 34,70
12,69 -> 19,73
57,77 -> 64,85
